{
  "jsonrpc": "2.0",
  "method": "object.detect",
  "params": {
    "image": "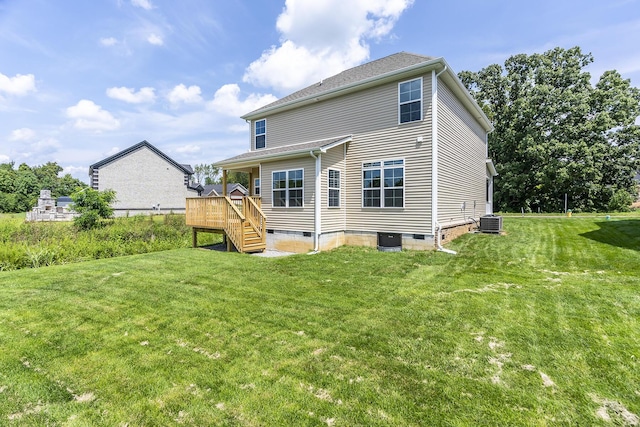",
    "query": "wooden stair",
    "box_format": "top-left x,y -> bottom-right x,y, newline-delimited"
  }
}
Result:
237,221 -> 266,253
187,196 -> 267,254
